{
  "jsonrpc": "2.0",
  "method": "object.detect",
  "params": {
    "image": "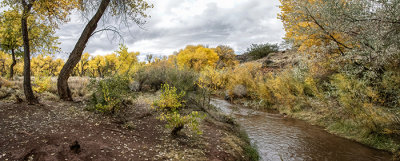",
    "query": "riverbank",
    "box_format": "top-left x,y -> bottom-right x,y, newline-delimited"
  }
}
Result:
0,91 -> 258,161
218,50 -> 400,159
211,98 -> 393,161
226,96 -> 400,160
